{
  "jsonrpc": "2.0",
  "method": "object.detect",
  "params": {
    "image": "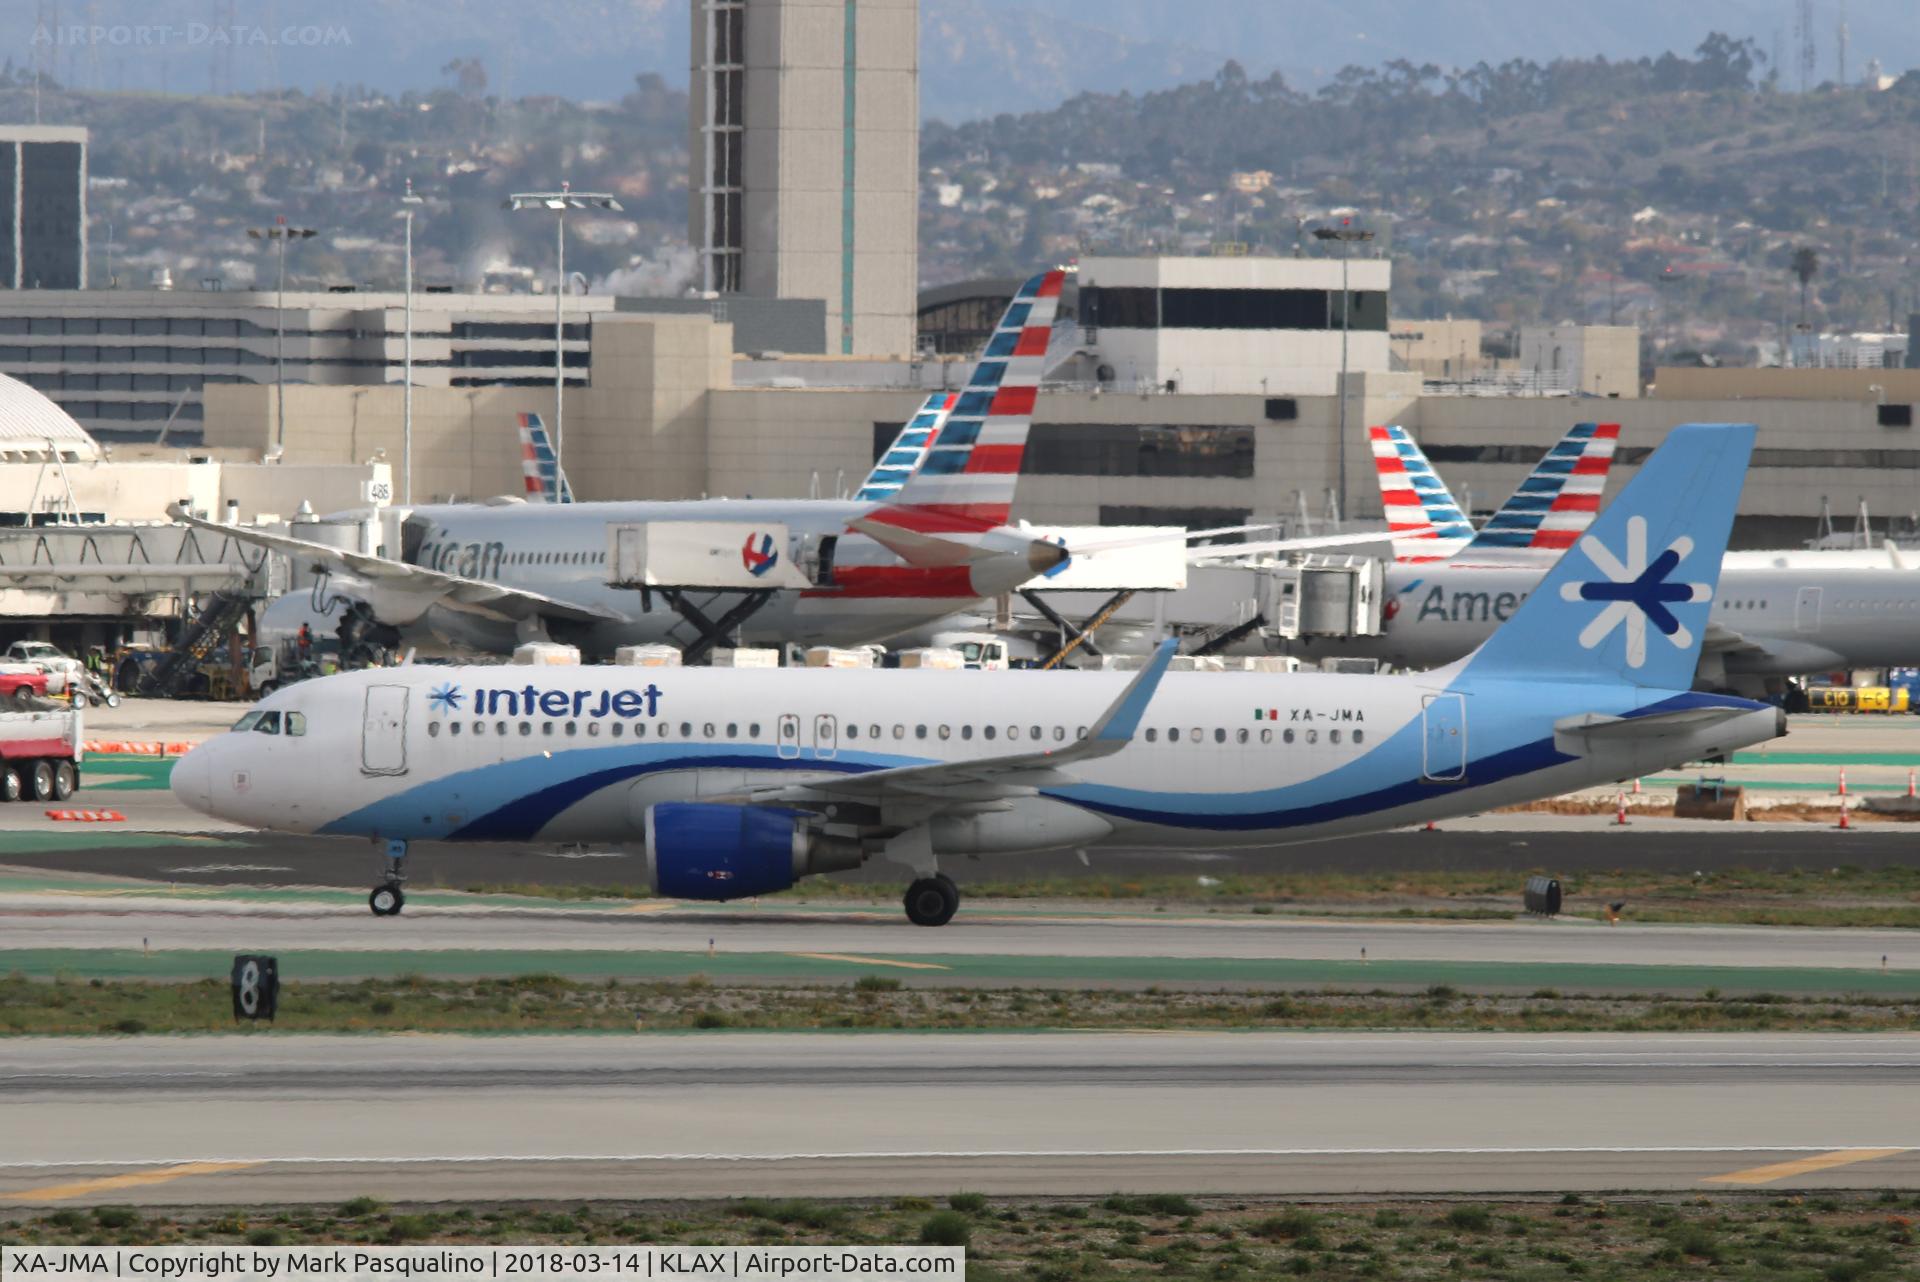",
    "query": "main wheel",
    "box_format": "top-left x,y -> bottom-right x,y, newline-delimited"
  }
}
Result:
52,761 -> 76,801
10,685 -> 33,709
0,767 -> 20,802
369,884 -> 405,917
28,759 -> 56,802
904,876 -> 959,927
